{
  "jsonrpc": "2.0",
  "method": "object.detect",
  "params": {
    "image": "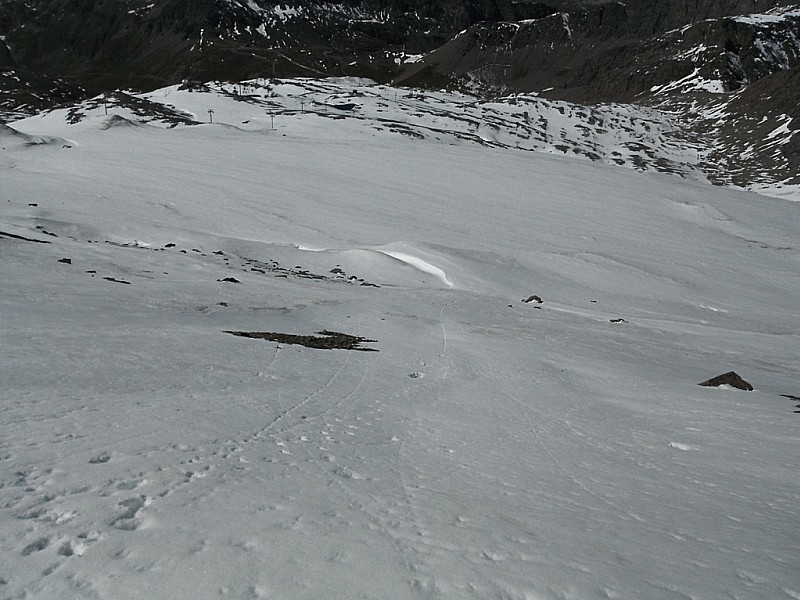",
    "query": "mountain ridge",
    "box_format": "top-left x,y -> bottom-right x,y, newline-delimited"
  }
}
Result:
2,0 -> 797,97
1,0 -> 799,192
